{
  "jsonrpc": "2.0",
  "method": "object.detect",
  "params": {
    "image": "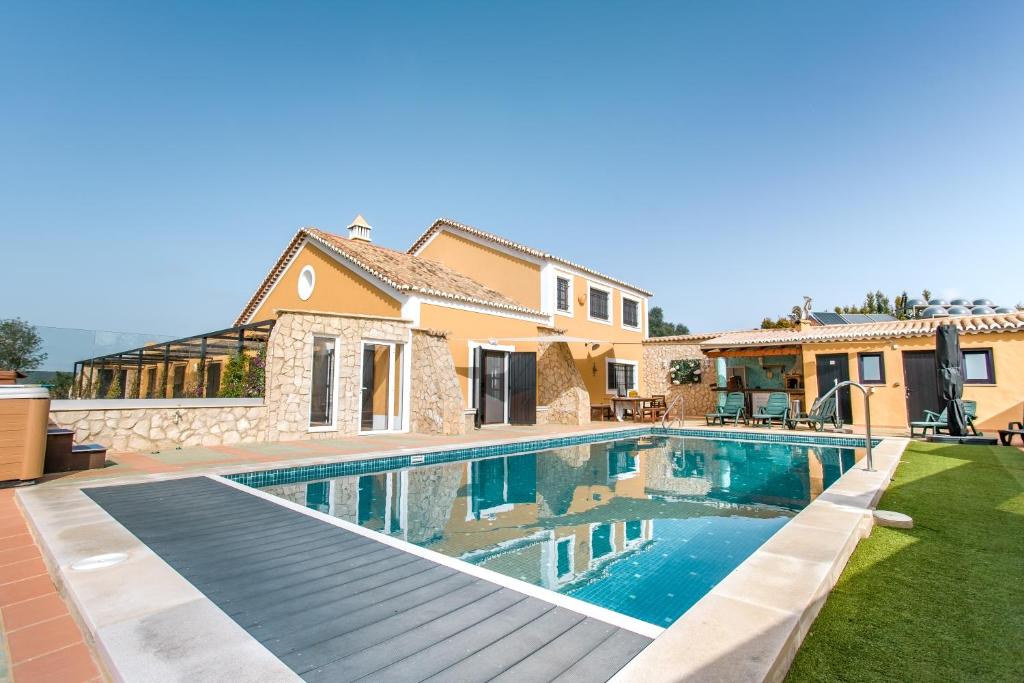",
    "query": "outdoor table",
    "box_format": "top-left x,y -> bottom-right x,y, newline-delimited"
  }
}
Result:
611,396 -> 654,422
